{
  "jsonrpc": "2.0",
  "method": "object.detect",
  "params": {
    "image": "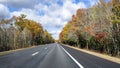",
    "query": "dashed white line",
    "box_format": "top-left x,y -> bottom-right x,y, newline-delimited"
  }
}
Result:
32,52 -> 39,56
61,45 -> 84,68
